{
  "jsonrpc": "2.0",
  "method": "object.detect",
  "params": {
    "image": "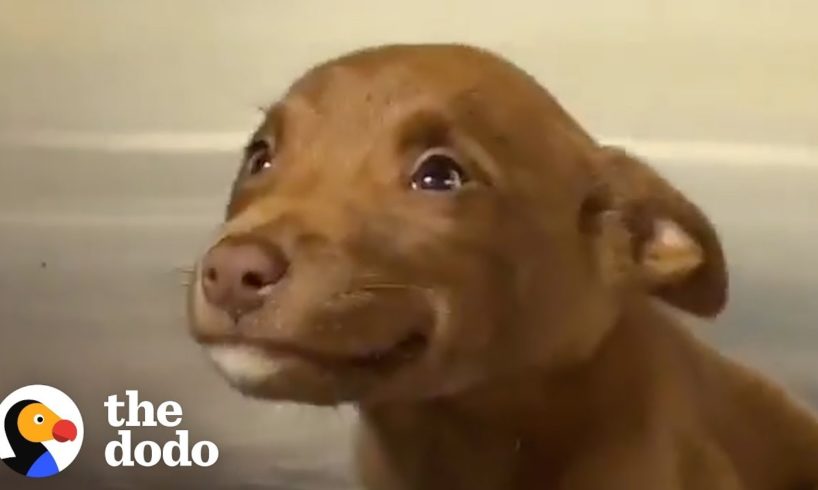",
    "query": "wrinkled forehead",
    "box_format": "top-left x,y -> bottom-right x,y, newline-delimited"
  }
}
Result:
287,46 -> 479,107
271,61 -> 463,147
295,61 -> 434,105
